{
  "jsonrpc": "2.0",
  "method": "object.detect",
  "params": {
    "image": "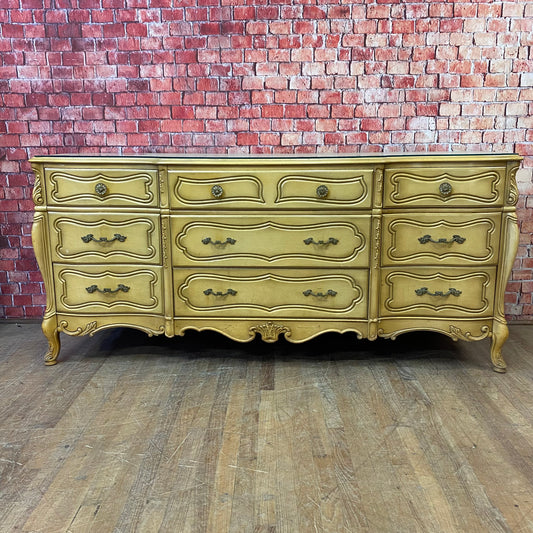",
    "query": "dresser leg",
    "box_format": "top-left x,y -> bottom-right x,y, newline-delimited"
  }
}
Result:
490,320 -> 508,373
42,317 -> 60,366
